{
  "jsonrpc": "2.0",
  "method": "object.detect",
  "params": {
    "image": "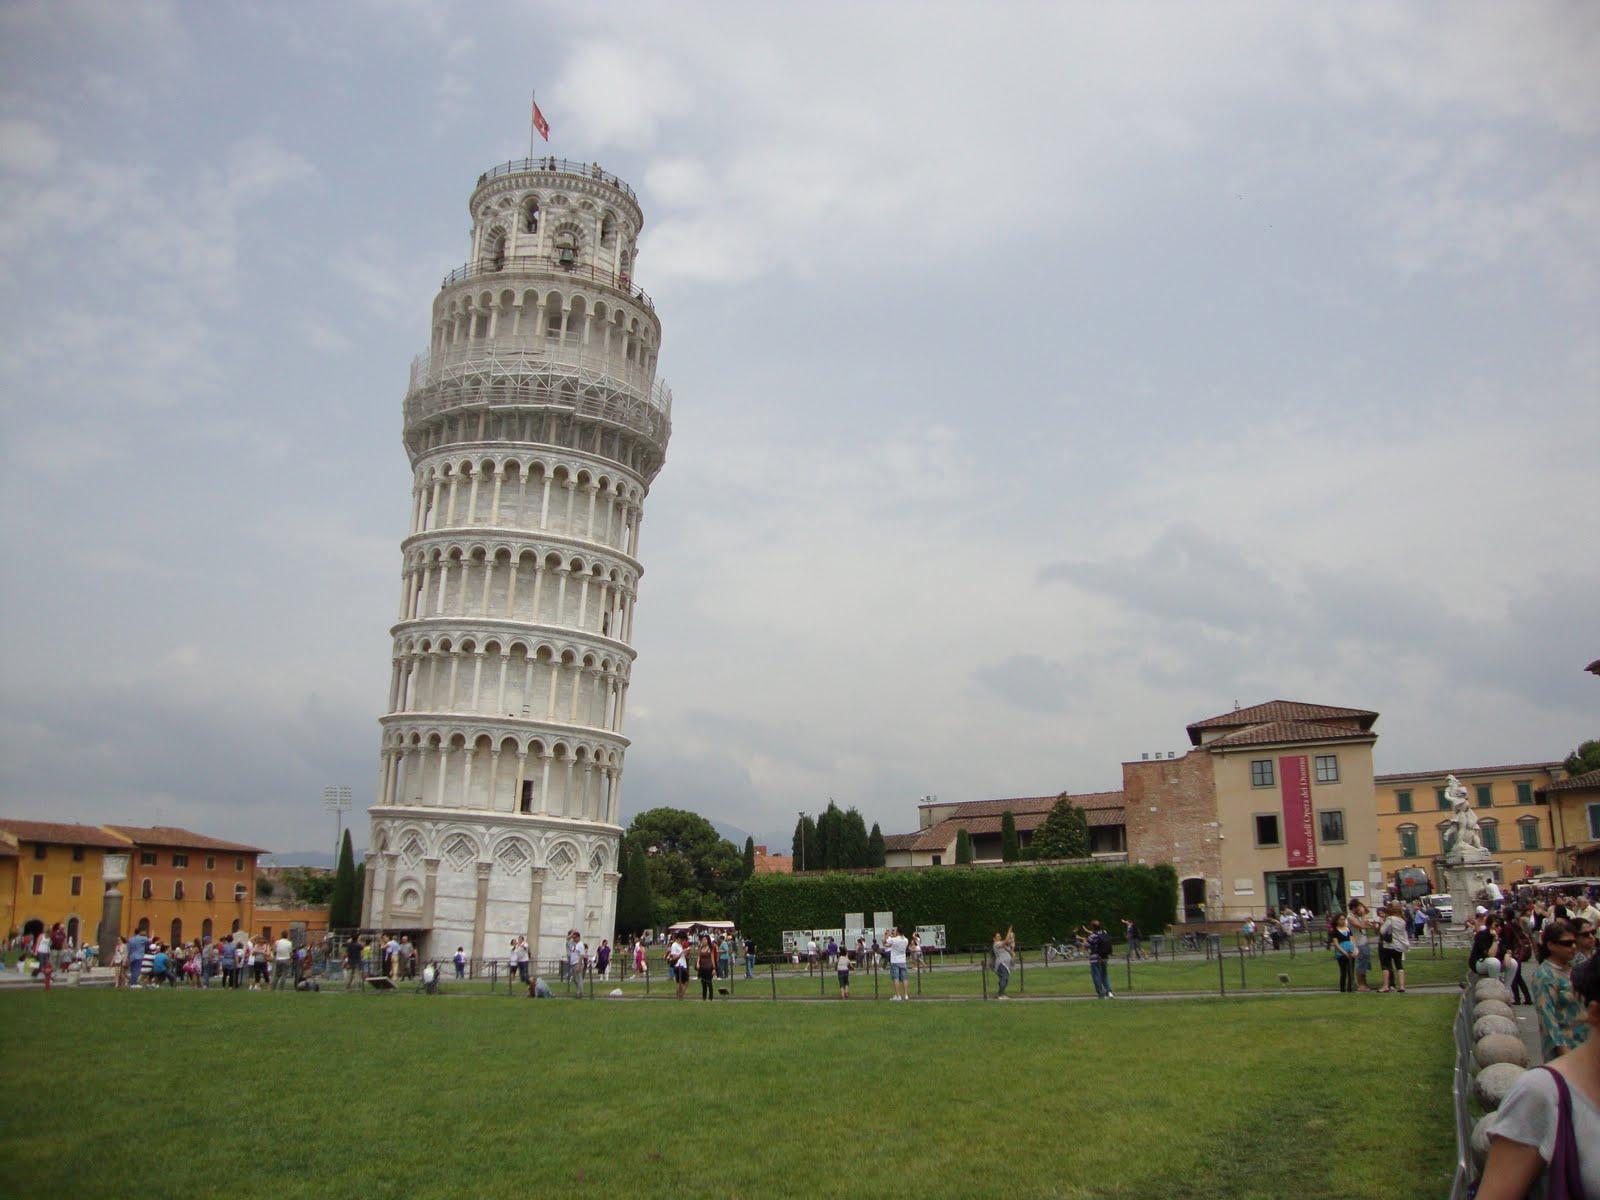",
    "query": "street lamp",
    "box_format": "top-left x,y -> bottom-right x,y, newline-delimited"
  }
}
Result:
324,785 -> 352,859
